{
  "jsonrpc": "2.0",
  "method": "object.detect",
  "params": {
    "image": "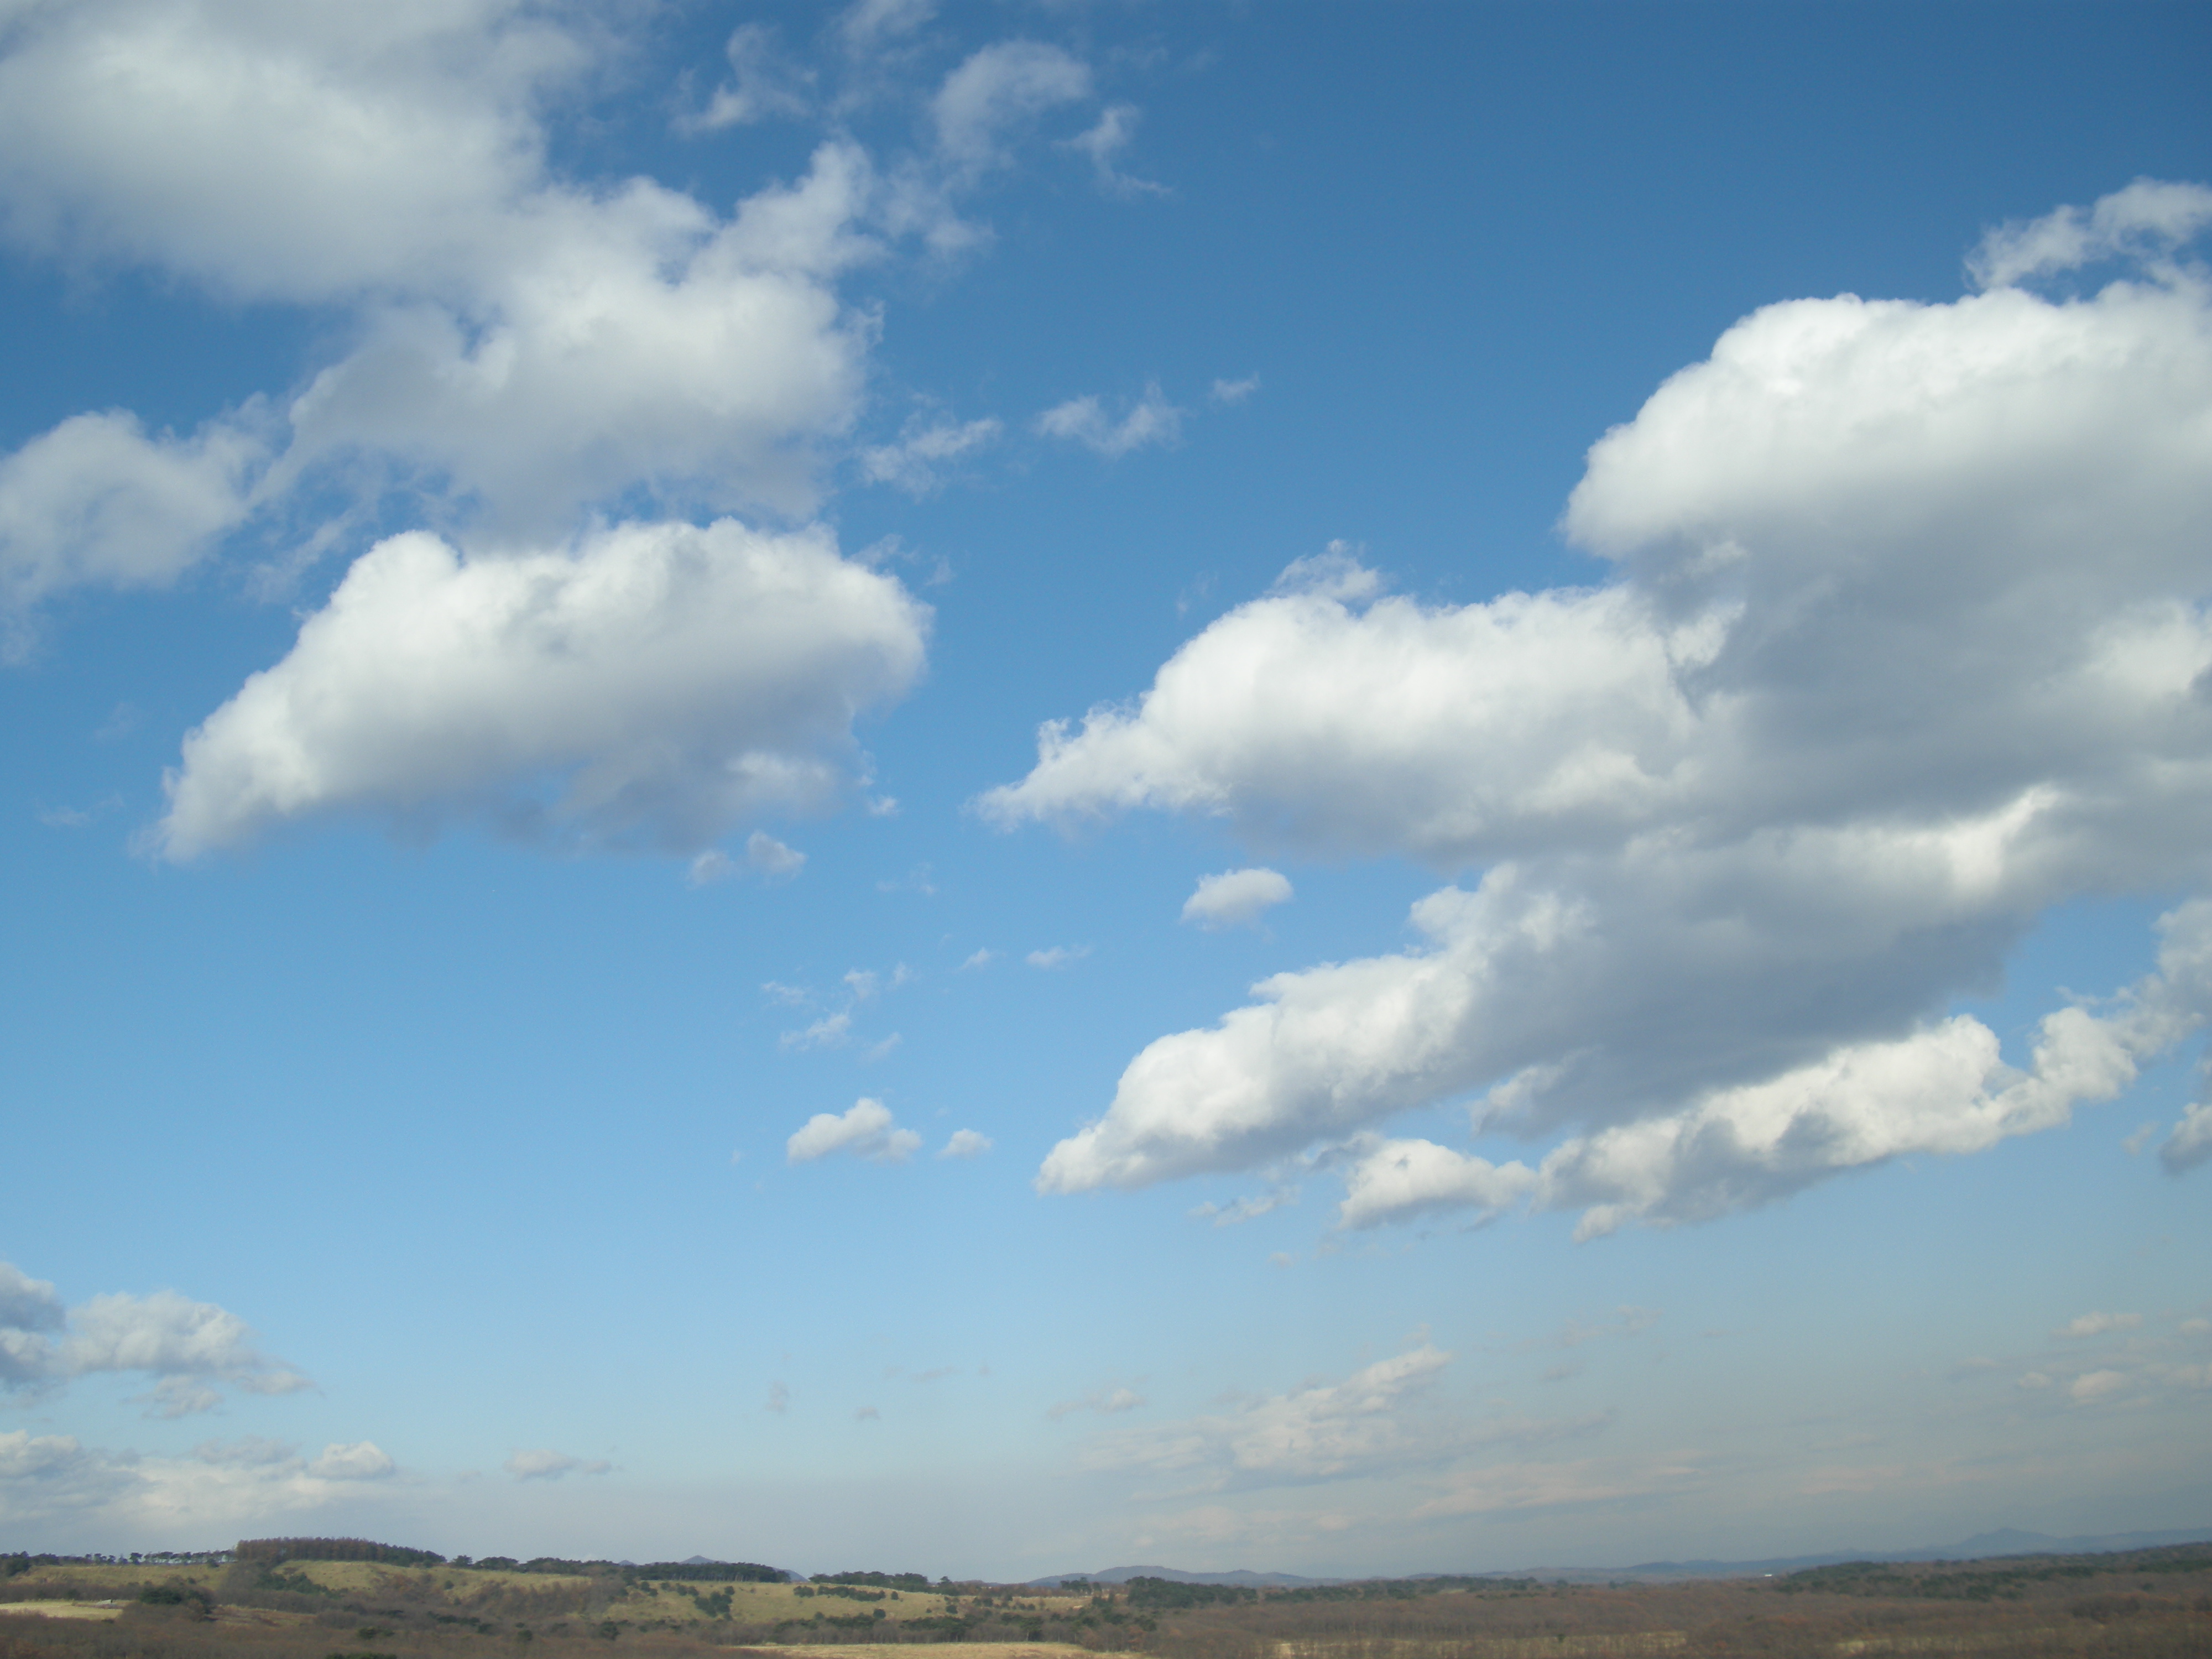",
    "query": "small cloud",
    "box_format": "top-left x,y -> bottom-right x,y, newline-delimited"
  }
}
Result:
854,1405 -> 880,1422
2017,1371 -> 2053,1390
729,1149 -> 744,1166
862,1032 -> 903,1062
2161,1102 -> 2212,1174
959,948 -> 994,971
1271,541 -> 1381,602
1048,1385 -> 1144,1421
680,22 -> 812,133
1541,1363 -> 1579,1384
787,1097 -> 922,1164
932,40 -> 1091,175
2055,1312 -> 2142,1338
1027,945 -> 1090,969
93,702 -> 139,742
1209,375 -> 1260,405
1036,383 -> 1182,457
747,831 -> 806,878
1181,867 -> 1293,930
504,1448 -> 612,1481
1187,1186 -> 1297,1226
1268,1251 -> 1295,1268
2122,1121 -> 2159,1155
940,1129 -> 993,1159
780,1011 -> 852,1051
2069,1369 -> 2128,1404
310,1441 -> 395,1480
761,980 -> 811,1007
2180,1317 -> 2211,1337
862,415 -> 1002,494
1065,104 -> 1168,198
691,832 -> 805,885
766,1381 -> 789,1414
690,850 -> 737,885
910,1366 -> 958,1384
867,795 -> 901,817
1969,178 -> 2212,290
846,969 -> 881,1001
842,0 -> 935,53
